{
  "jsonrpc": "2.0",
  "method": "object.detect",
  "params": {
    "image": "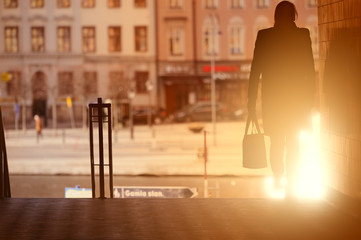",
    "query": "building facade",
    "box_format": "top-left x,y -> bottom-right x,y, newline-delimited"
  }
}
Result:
156,0 -> 318,115
0,0 -> 156,129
